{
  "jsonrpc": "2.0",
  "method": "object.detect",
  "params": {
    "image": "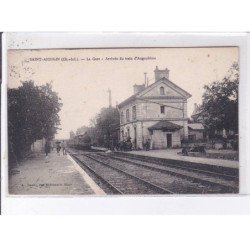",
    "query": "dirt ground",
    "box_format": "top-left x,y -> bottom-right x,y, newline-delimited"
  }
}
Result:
8,151 -> 96,195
